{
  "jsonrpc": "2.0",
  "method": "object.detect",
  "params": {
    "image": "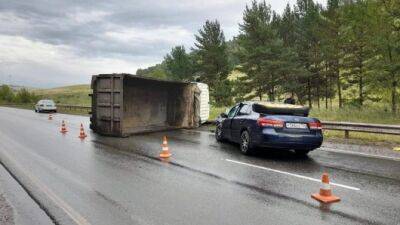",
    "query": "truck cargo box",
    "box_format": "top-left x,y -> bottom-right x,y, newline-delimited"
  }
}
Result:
90,74 -> 205,137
